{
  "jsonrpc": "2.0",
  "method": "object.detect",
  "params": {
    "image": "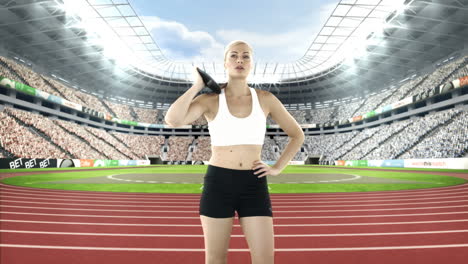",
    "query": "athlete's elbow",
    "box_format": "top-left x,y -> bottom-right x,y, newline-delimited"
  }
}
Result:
165,117 -> 181,127
290,131 -> 305,141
